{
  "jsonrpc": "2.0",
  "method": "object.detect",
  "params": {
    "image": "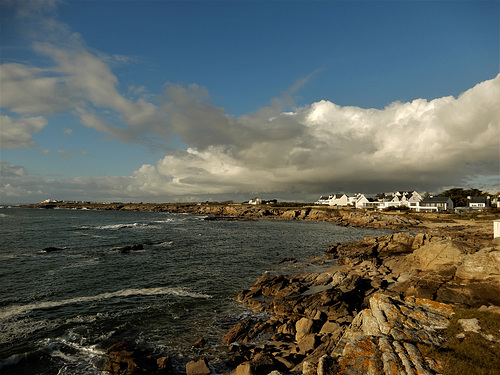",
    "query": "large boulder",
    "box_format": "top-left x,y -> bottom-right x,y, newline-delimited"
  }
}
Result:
455,246 -> 500,283
186,358 -> 211,375
405,239 -> 466,273
295,318 -> 317,341
222,319 -> 255,344
326,237 -> 379,265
